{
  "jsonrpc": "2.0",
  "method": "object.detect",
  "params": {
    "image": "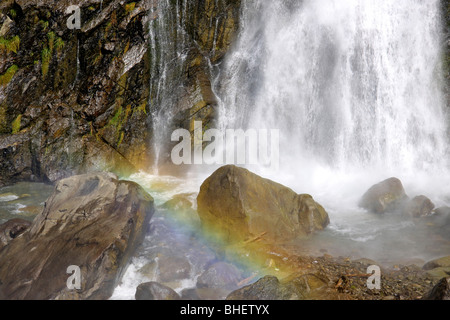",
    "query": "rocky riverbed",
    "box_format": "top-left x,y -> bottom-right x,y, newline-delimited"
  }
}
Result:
0,167 -> 449,300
